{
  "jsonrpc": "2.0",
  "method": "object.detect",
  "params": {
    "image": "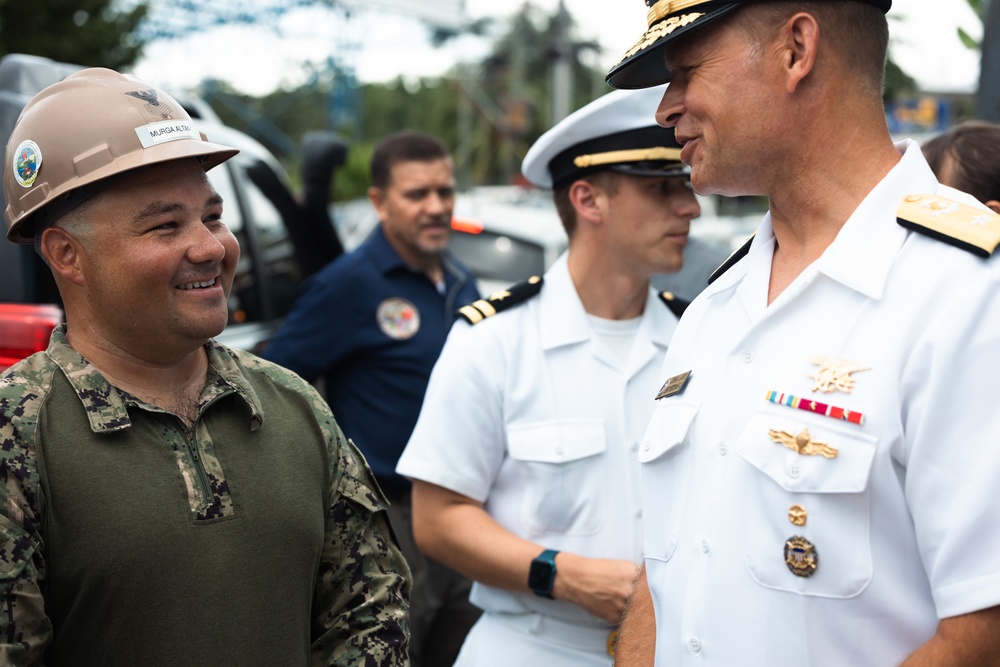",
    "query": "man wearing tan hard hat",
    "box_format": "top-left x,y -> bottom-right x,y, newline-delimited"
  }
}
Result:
0,68 -> 410,666
605,1 -> 1000,666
